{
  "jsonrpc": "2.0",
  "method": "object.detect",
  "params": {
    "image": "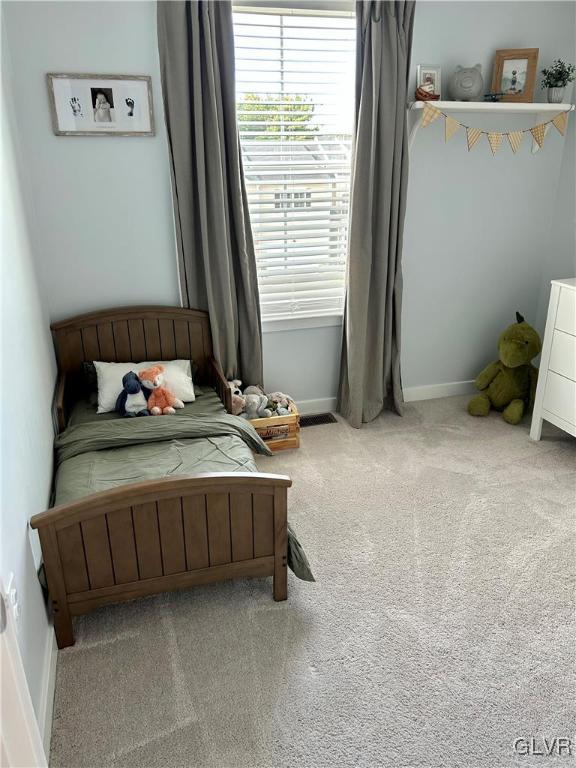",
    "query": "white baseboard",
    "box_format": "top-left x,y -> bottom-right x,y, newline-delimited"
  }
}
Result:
296,397 -> 337,415
38,629 -> 57,757
296,383 -> 475,414
403,380 -> 475,402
